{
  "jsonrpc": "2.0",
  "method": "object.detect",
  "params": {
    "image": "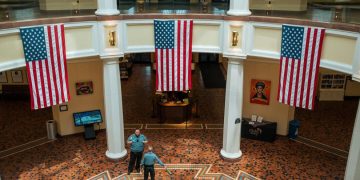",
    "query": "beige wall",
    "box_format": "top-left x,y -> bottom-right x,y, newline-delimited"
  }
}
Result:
250,0 -> 307,11
0,67 -> 28,92
0,34 -> 24,63
52,57 -> 105,136
39,0 -> 97,10
243,57 -> 295,135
